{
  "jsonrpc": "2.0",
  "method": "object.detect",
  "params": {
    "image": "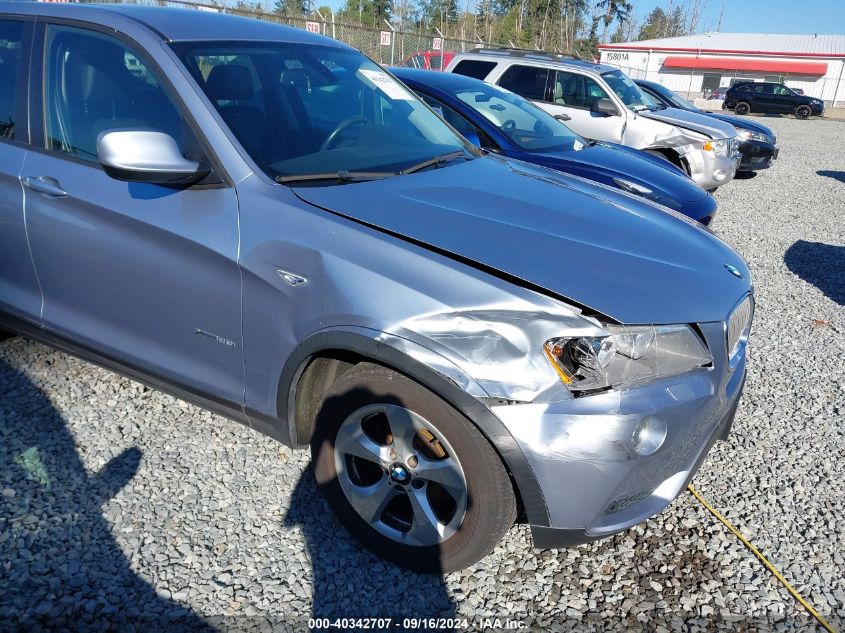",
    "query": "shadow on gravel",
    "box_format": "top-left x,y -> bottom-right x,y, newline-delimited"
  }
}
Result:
0,357 -> 213,631
733,171 -> 758,180
784,240 -> 845,305
817,170 -> 845,184
285,472 -> 456,627
284,386 -> 457,628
